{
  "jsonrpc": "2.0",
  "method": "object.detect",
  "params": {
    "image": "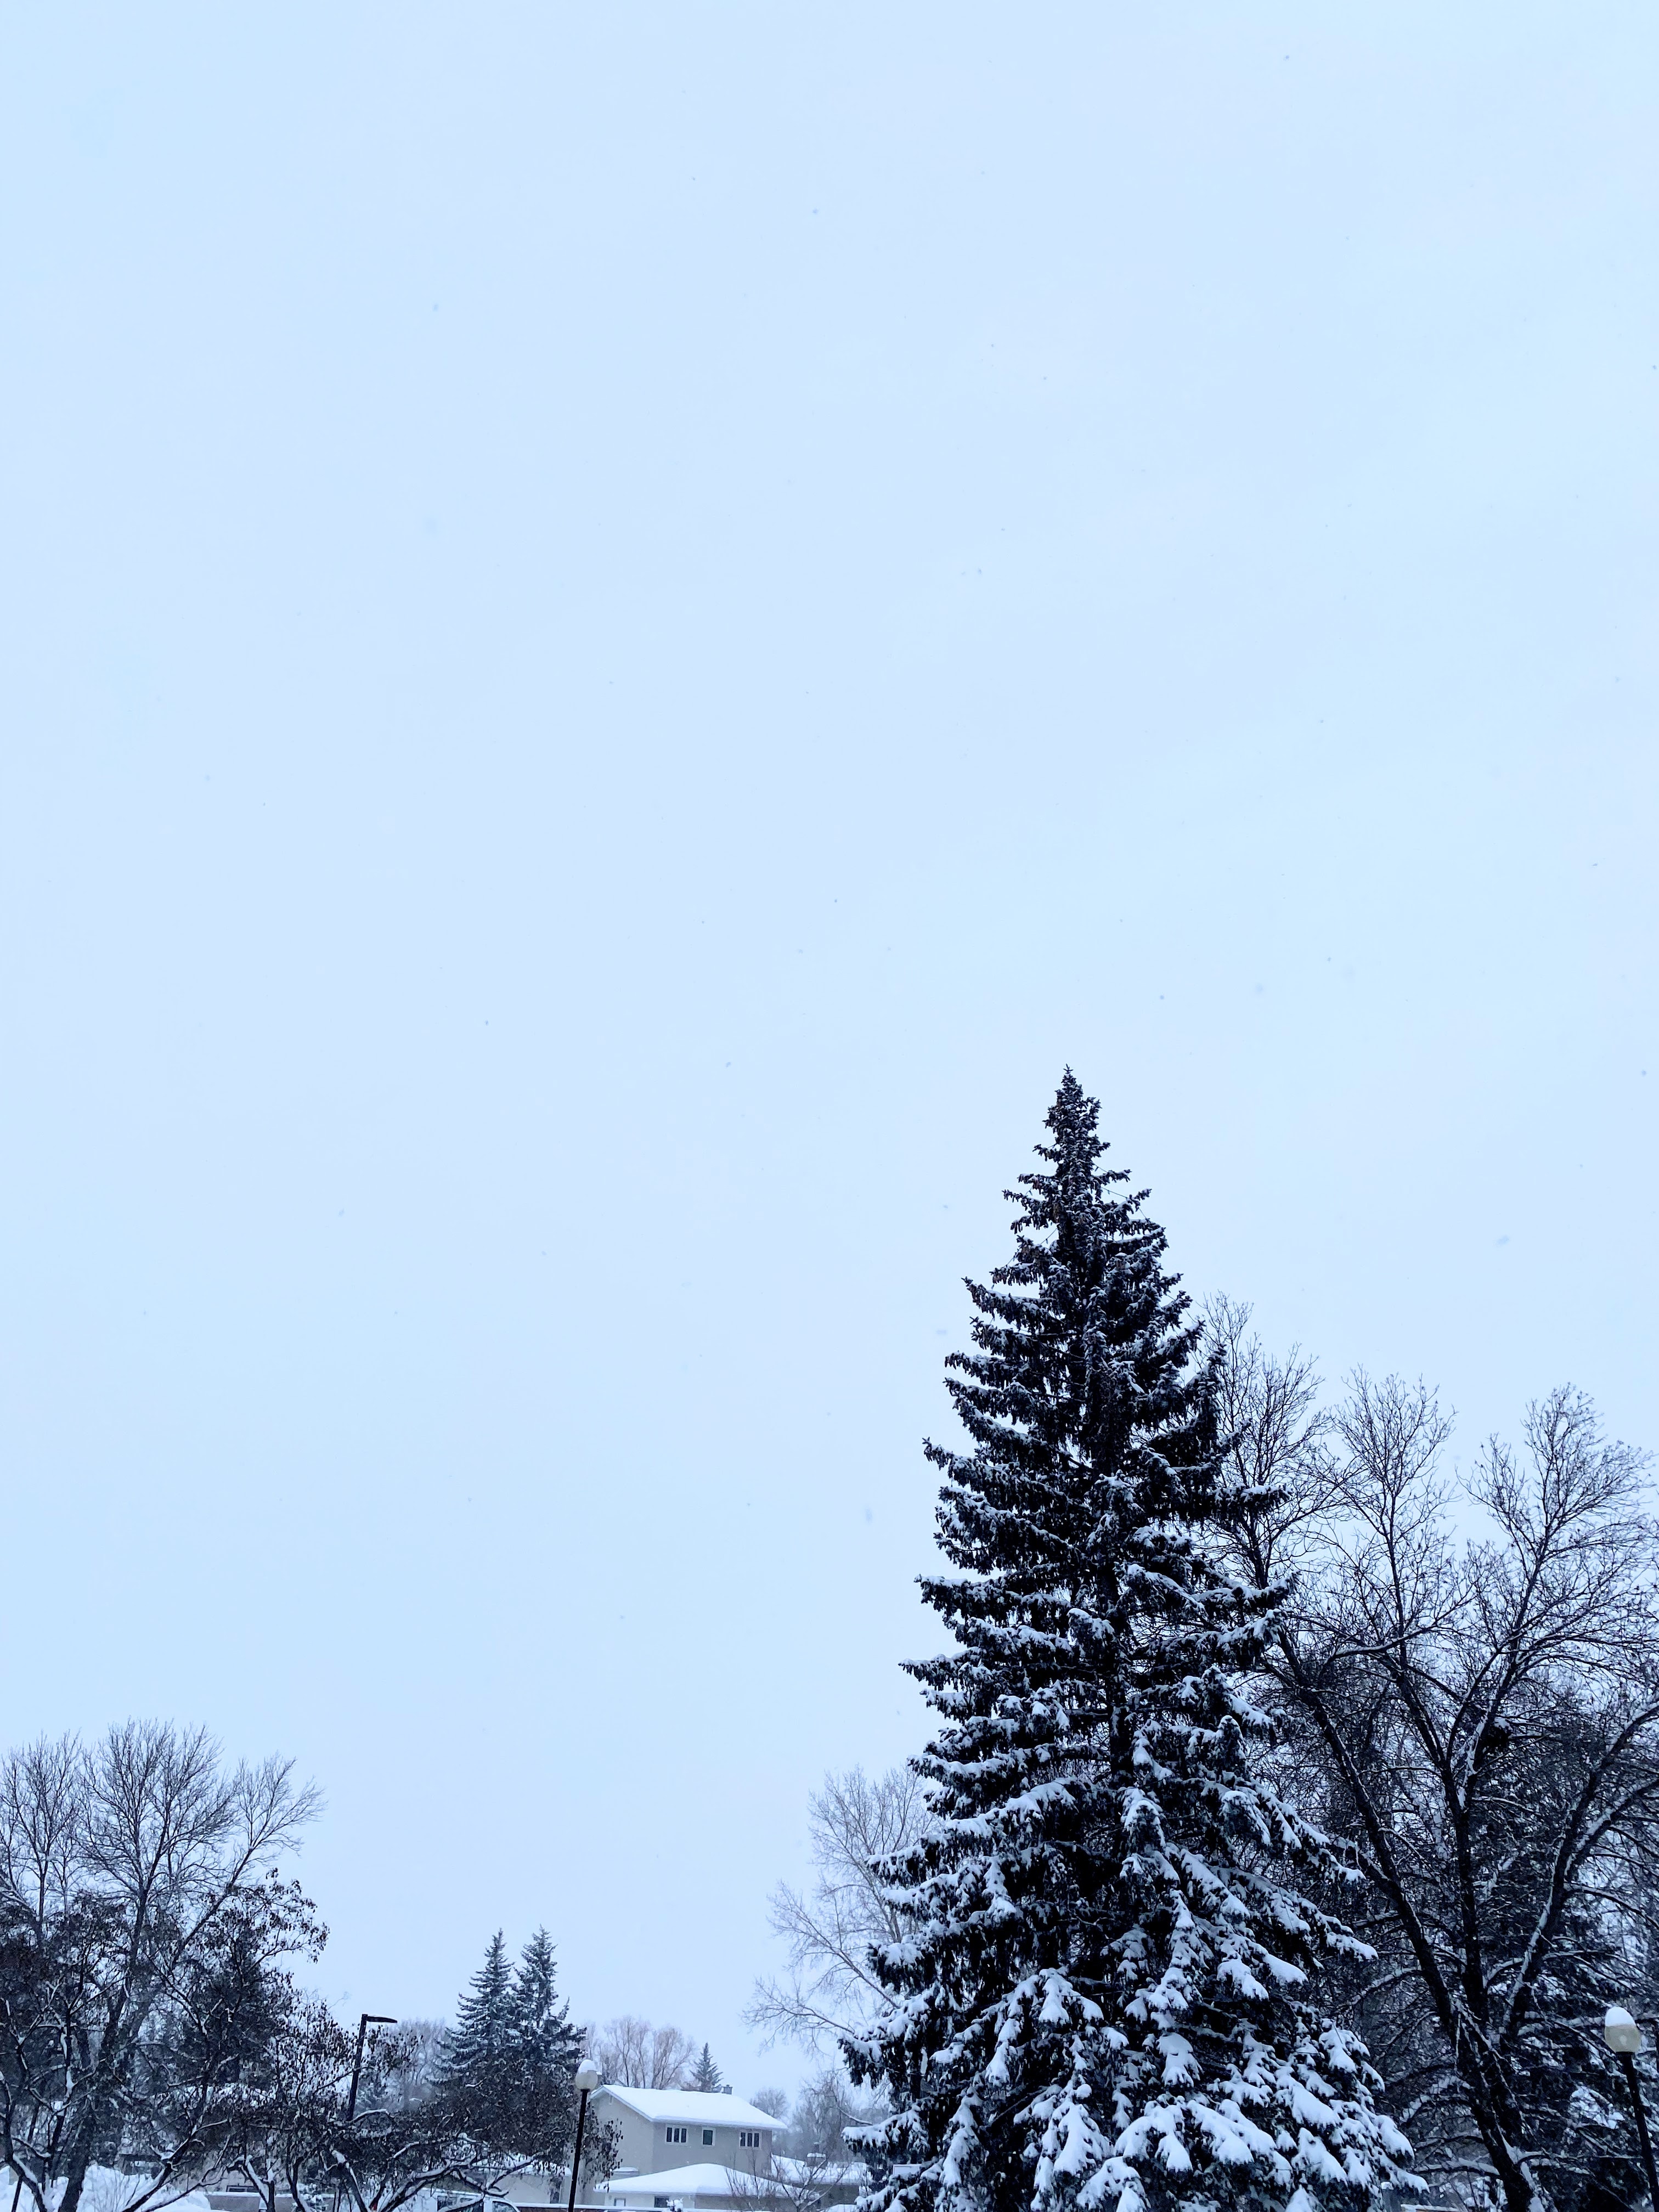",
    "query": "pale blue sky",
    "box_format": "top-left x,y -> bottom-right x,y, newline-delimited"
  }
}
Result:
2,3 -> 1656,2091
